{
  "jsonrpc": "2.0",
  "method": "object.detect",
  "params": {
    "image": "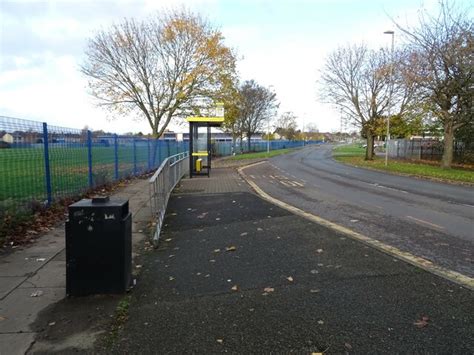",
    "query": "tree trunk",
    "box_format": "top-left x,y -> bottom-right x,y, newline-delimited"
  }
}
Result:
247,134 -> 251,152
365,134 -> 374,160
231,135 -> 236,155
441,121 -> 454,169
